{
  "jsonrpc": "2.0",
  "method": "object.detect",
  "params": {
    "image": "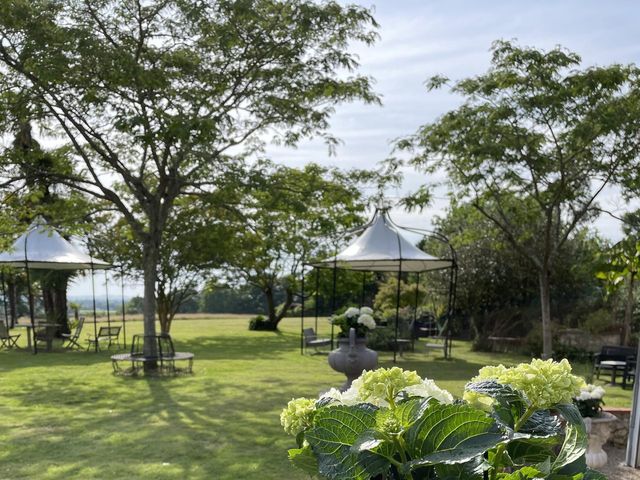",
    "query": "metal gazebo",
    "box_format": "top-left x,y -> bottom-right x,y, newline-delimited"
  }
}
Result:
0,218 -> 125,353
301,208 -> 457,362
